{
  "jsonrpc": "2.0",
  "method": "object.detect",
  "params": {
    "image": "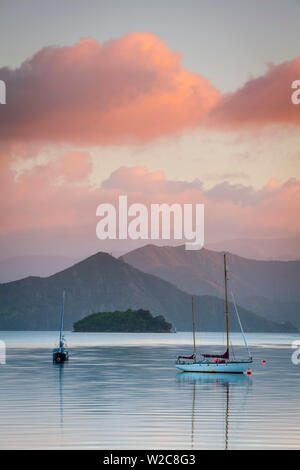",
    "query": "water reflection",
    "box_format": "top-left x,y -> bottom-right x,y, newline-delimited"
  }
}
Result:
176,373 -> 251,450
0,333 -> 300,449
53,362 -> 65,427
